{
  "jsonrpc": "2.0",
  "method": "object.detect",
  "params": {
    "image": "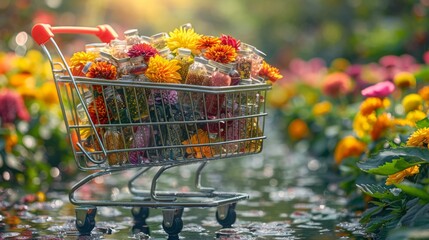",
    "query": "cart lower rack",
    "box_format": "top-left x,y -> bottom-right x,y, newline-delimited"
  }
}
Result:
32,23 -> 271,237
